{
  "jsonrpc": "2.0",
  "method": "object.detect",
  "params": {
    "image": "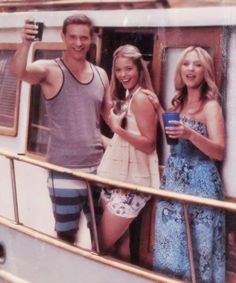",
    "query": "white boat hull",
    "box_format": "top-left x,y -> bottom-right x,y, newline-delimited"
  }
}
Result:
0,217 -> 156,283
